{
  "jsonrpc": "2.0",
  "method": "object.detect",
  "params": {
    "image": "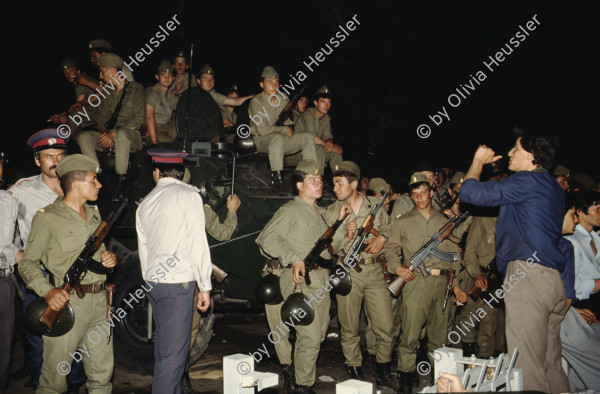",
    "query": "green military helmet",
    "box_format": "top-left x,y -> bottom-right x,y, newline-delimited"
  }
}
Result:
24,297 -> 75,337
198,64 -> 215,76
61,58 -> 76,70
368,177 -> 389,195
157,59 -> 174,74
56,154 -> 100,177
255,273 -> 284,305
260,66 -> 279,80
280,292 -> 314,326
334,161 -> 360,180
553,165 -> 570,178
449,171 -> 466,185
409,172 -> 429,187
295,159 -> 320,176
330,267 -> 352,296
89,39 -> 112,51
97,53 -> 123,69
